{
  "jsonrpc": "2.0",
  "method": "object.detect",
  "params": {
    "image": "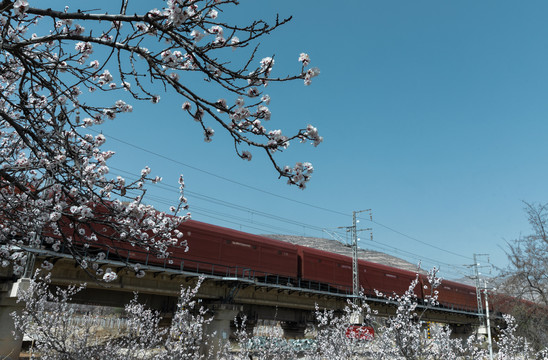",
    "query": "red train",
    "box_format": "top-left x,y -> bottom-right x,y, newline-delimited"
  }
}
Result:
295,240 -> 477,311
57,218 -> 480,313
